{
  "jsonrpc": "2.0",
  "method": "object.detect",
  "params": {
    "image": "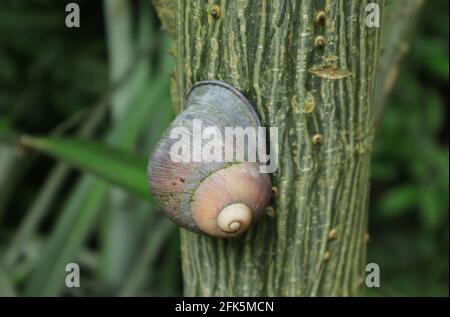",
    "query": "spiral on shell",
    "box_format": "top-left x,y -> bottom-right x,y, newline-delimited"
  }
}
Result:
147,80 -> 271,238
